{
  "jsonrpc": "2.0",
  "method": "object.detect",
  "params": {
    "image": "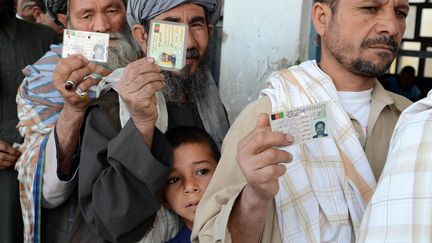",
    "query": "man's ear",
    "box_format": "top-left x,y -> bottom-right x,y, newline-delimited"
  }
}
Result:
32,6 -> 43,23
207,24 -> 214,37
132,24 -> 148,53
312,2 -> 332,37
57,13 -> 67,28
